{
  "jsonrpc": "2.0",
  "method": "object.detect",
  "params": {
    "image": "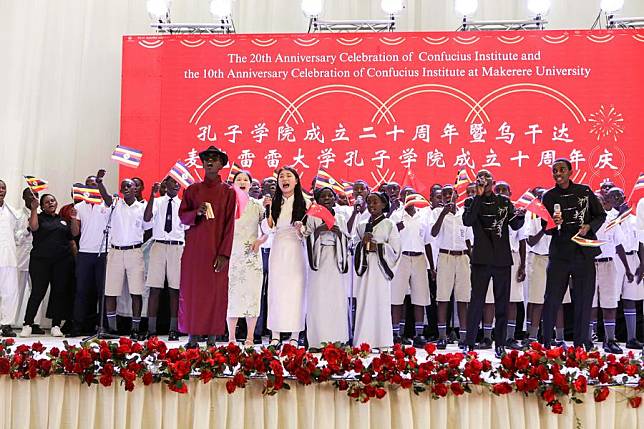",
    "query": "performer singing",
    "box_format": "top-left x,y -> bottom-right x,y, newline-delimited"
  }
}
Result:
540,159 -> 606,350
226,171 -> 266,345
463,170 -> 525,358
179,146 -> 236,348
266,167 -> 310,347
304,187 -> 349,349
353,192 -> 401,349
